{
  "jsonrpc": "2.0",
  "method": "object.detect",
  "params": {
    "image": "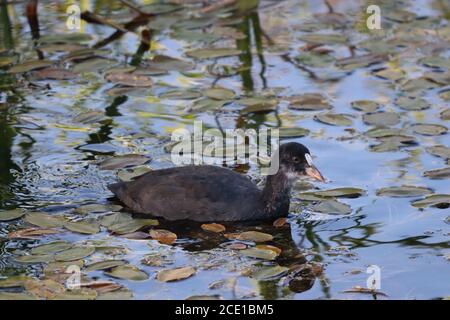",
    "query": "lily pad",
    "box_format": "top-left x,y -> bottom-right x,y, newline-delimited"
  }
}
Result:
395,96 -> 430,111
411,124 -> 448,136
0,209 -> 24,221
351,100 -> 381,113
149,55 -> 194,71
240,247 -> 278,260
99,154 -> 151,170
24,212 -> 66,228
55,246 -> 95,262
8,60 -> 52,73
225,231 -> 273,242
440,109 -> 450,121
314,113 -> 352,126
108,219 -> 159,235
149,229 -> 177,245
185,48 -> 241,59
376,186 -> 433,197
14,254 -> 55,264
105,264 -> 149,281
288,93 -> 332,111
426,145 -> 450,159
73,58 -> 115,73
279,127 -> 310,138
251,265 -> 289,281
373,68 -> 405,81
31,68 -> 77,80
299,34 -> 348,45
74,203 -> 122,215
190,98 -> 226,112
300,187 -> 365,198
105,72 -> 153,87
156,266 -> 196,282
25,279 -> 65,300
85,260 -> 127,272
201,223 -> 226,233
31,241 -> 73,255
204,88 -> 236,100
159,89 -> 202,100
311,200 -> 352,215
64,220 -> 100,235
419,56 -> 450,69
411,194 -> 450,209
363,112 -> 400,126
423,167 -> 450,179
8,228 -> 60,239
